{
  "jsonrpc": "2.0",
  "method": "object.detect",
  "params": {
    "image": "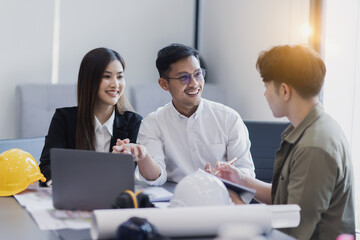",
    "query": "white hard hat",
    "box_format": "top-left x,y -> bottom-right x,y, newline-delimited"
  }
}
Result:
169,169 -> 232,207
